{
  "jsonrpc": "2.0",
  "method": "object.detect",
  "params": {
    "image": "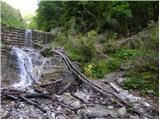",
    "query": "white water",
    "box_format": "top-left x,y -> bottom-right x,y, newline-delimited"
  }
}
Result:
11,30 -> 48,89
24,29 -> 32,47
11,47 -> 33,88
